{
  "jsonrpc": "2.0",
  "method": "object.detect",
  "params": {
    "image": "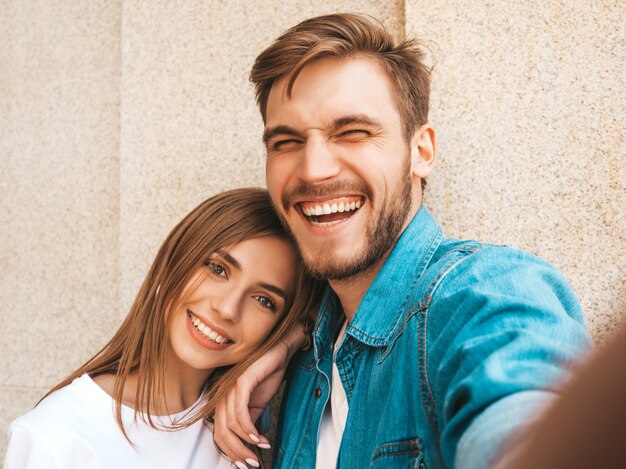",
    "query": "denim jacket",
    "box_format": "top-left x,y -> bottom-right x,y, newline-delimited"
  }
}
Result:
274,207 -> 589,469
